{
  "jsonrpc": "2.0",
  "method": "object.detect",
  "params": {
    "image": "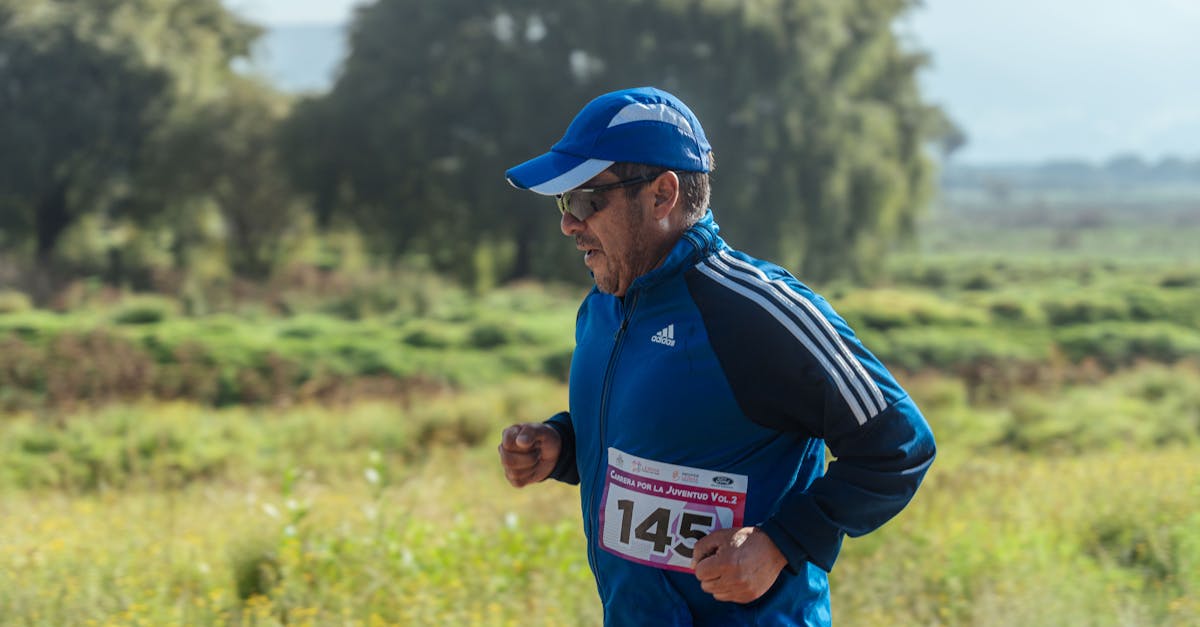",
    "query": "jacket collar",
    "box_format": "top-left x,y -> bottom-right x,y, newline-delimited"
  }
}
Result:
626,209 -> 726,294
